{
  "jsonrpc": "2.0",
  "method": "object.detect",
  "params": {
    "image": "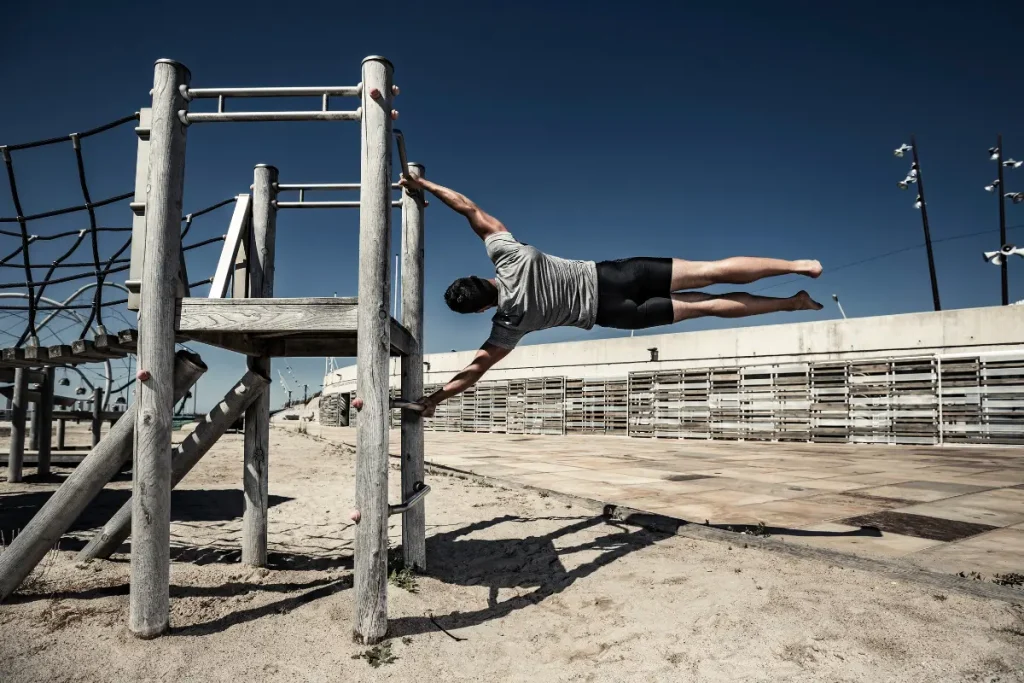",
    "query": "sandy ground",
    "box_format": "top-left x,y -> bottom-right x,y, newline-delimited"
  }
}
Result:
1,426 -> 1023,682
